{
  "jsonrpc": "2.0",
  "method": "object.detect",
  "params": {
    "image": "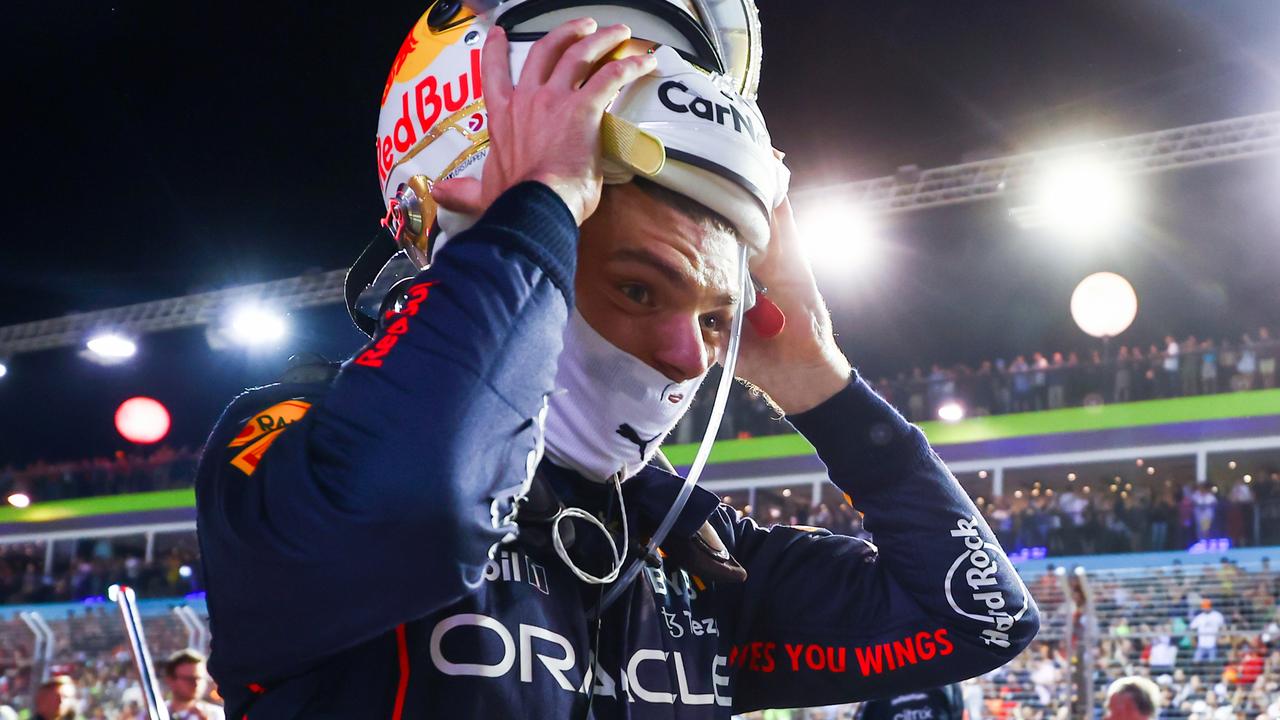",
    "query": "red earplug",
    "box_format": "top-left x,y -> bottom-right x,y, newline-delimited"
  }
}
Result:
746,291 -> 785,338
